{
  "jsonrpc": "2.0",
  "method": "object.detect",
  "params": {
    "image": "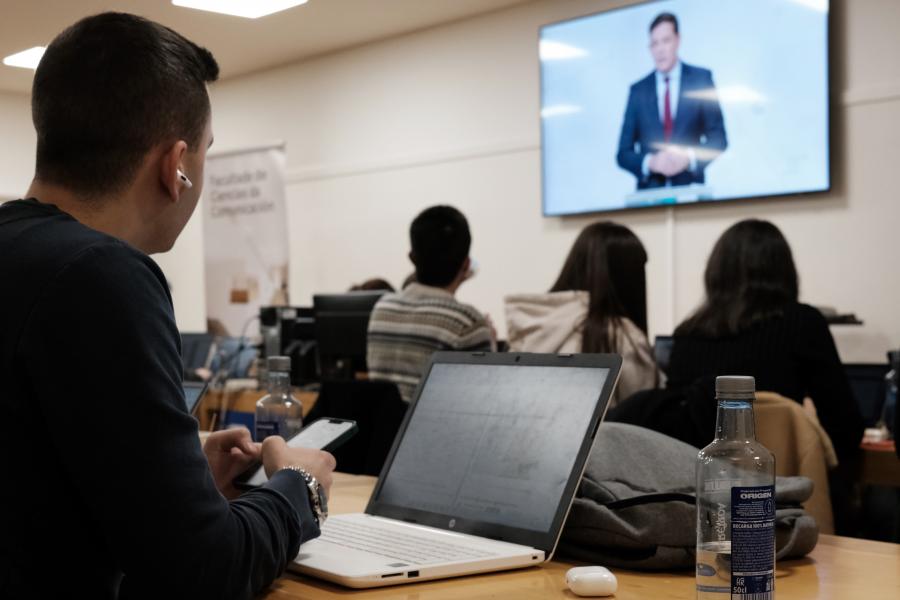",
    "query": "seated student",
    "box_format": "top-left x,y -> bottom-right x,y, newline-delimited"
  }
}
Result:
666,219 -> 864,462
0,14 -> 335,598
367,206 -> 492,402
505,221 -> 660,407
349,278 -> 395,292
